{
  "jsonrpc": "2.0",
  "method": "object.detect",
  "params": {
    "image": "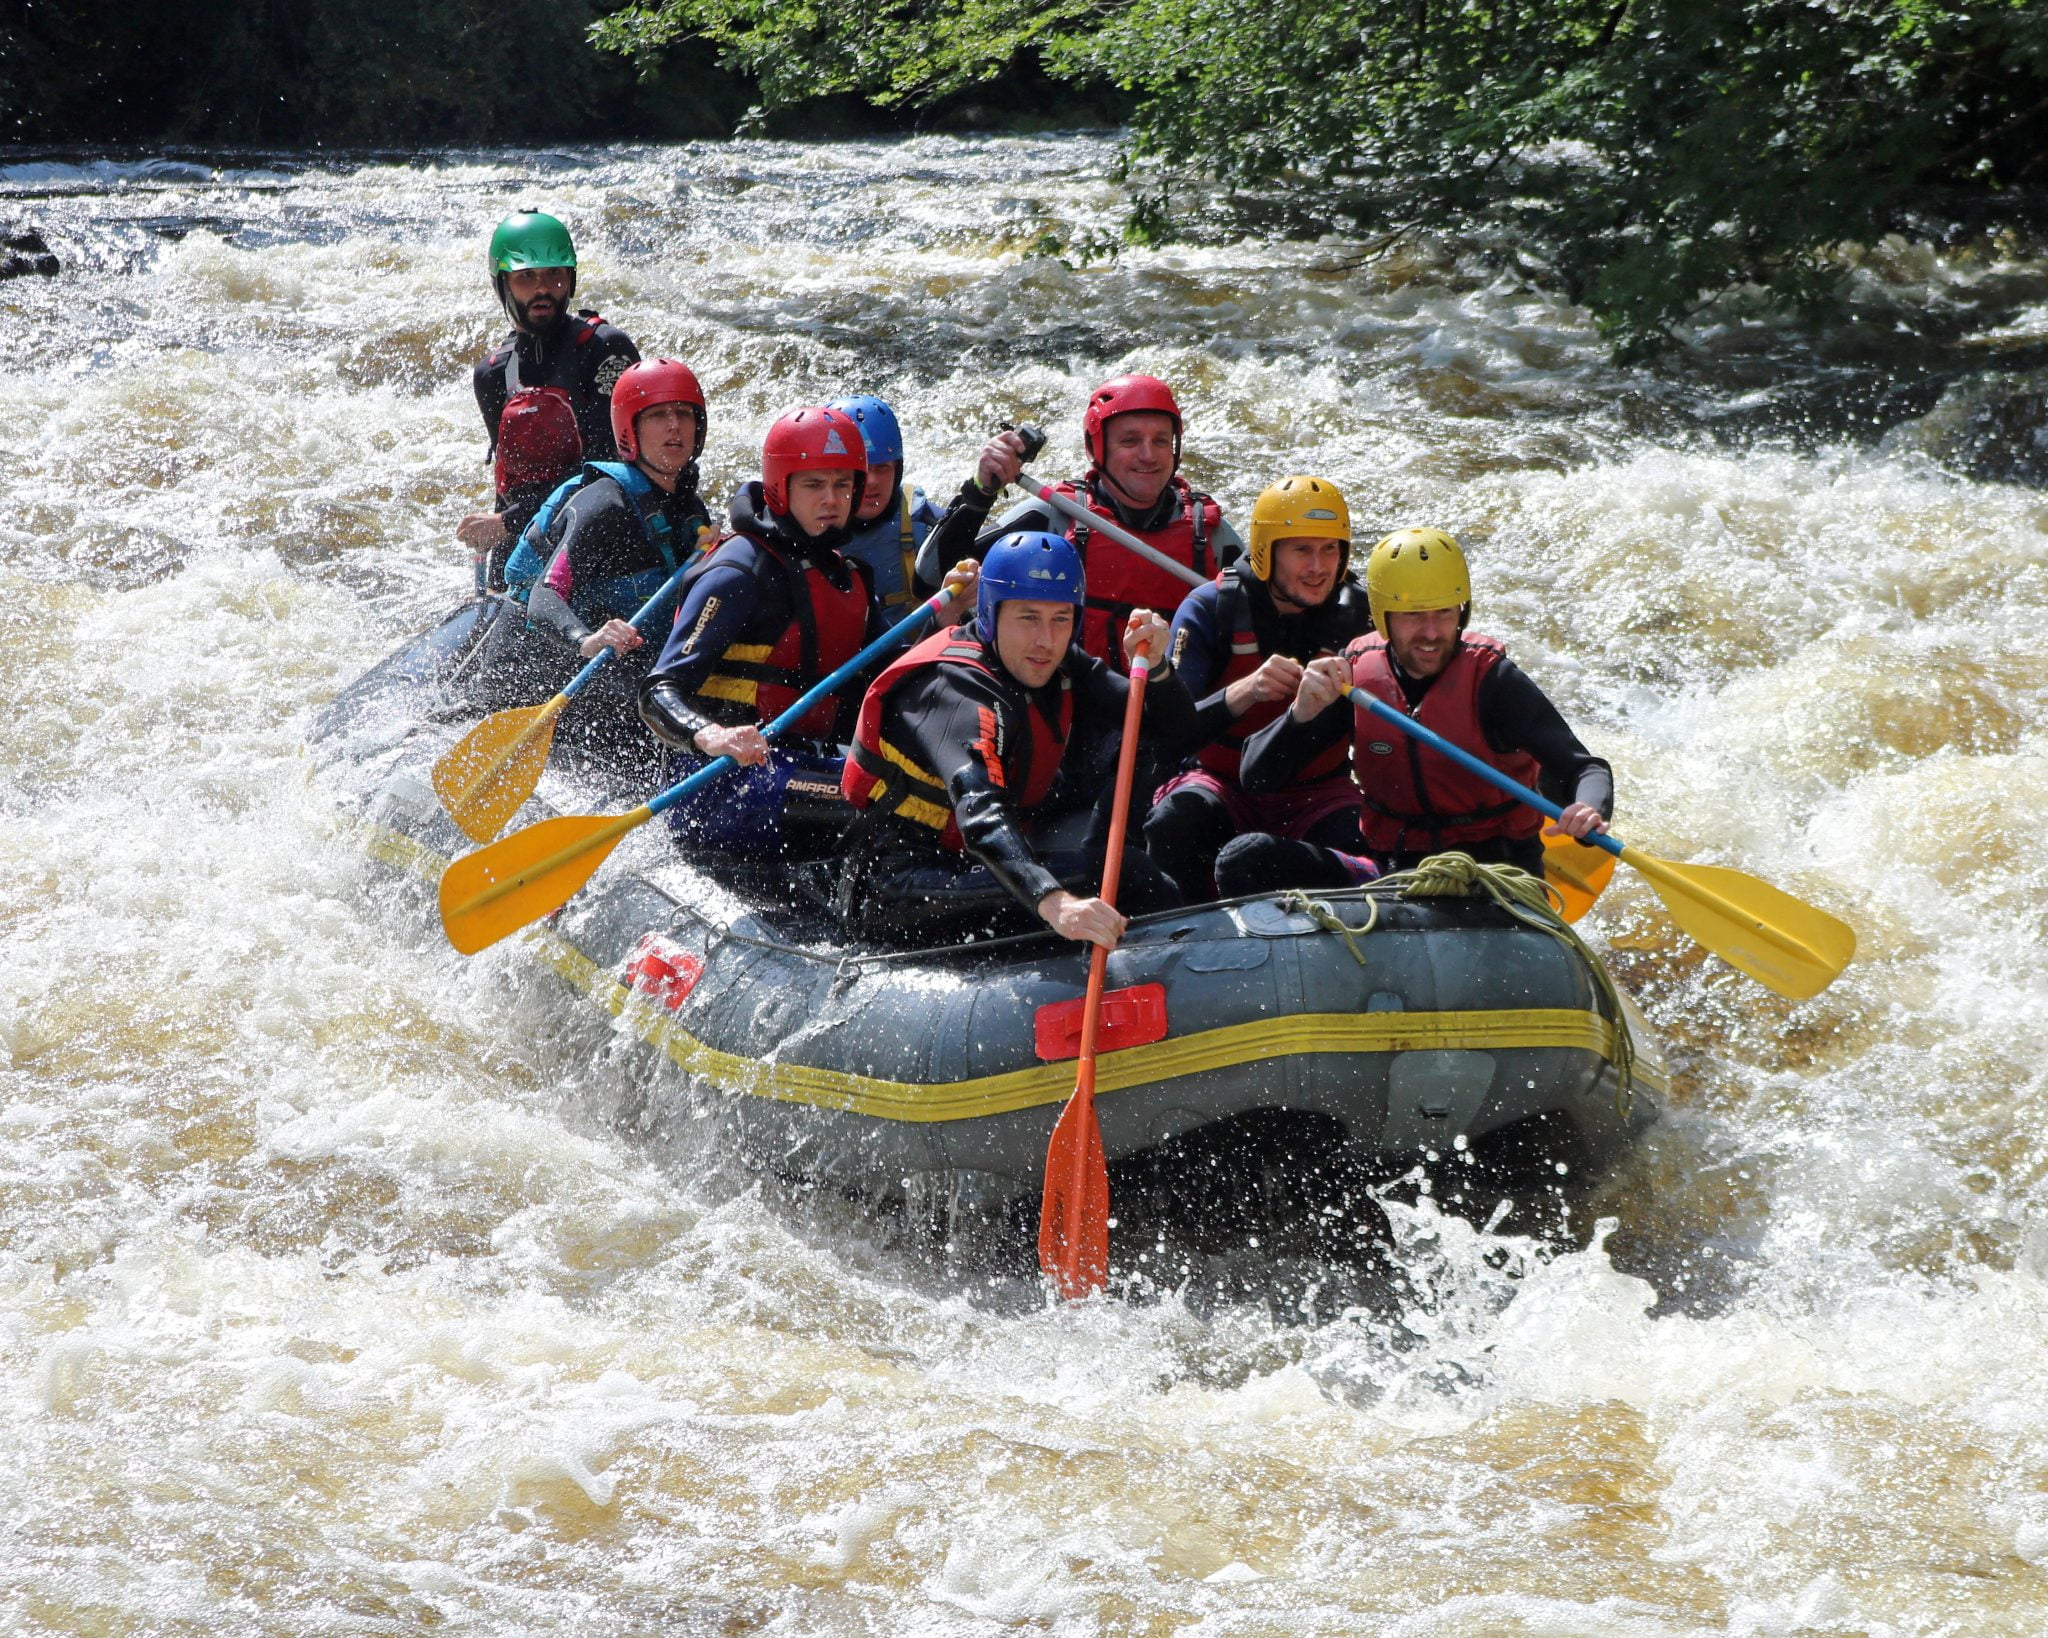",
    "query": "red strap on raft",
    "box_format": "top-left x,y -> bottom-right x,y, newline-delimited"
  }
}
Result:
1033,983 -> 1168,1062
